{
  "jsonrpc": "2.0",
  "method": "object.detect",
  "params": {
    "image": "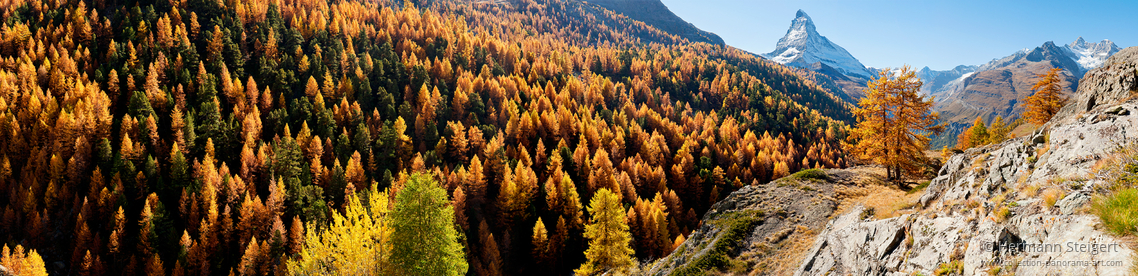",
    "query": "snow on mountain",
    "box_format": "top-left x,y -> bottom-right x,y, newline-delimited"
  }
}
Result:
1064,37 -> 1120,71
923,38 -> 1118,100
762,10 -> 873,79
916,65 -> 977,100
